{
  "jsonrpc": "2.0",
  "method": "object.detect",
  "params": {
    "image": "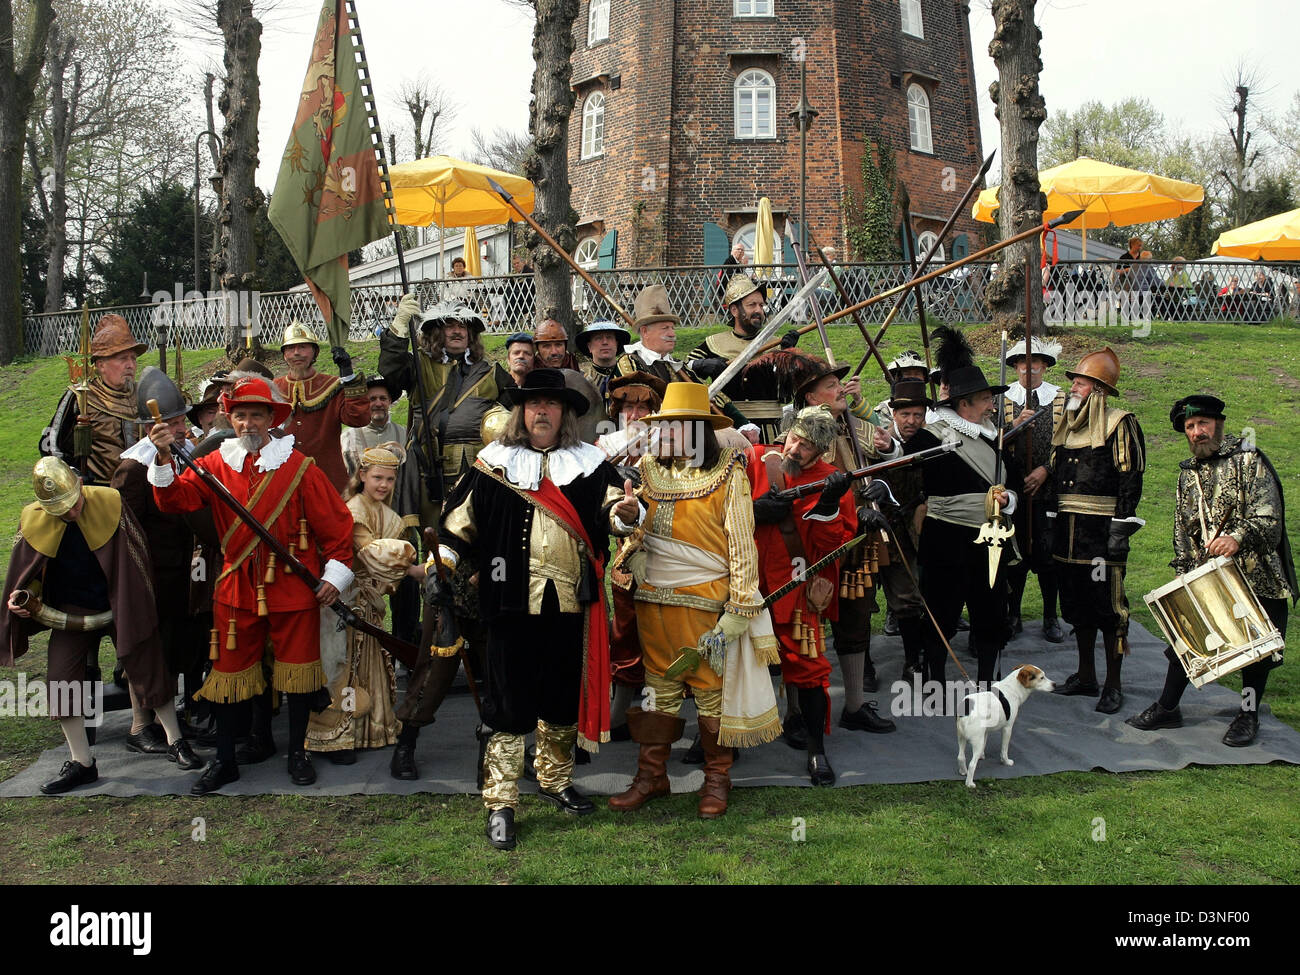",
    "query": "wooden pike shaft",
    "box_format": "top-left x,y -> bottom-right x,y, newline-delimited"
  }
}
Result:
900,189 -> 938,403
811,242 -> 893,383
